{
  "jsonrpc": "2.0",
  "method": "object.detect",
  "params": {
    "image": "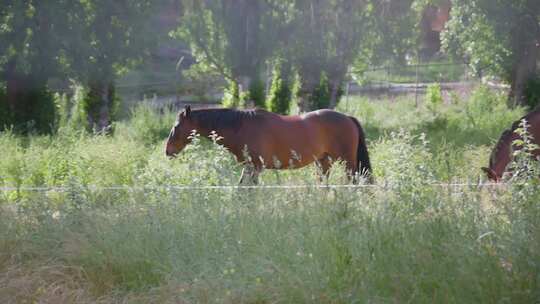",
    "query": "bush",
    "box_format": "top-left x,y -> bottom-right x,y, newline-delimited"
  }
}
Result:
312,72 -> 331,109
506,119 -> 540,183
0,86 -> 56,134
425,83 -> 443,114
222,80 -> 245,108
462,85 -> 524,137
55,83 -> 90,133
115,102 -> 176,145
248,77 -> 266,109
267,60 -> 292,114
